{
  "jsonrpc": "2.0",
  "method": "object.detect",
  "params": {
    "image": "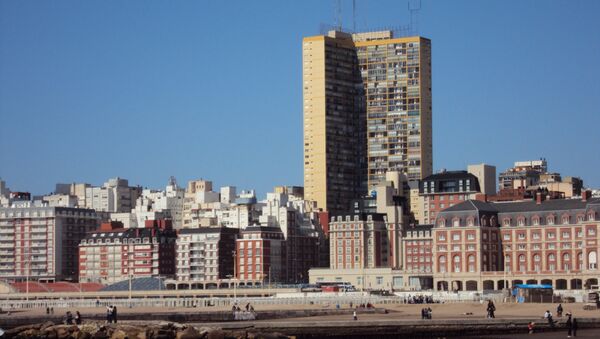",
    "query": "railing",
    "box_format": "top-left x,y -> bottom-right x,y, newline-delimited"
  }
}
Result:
0,294 -> 404,311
